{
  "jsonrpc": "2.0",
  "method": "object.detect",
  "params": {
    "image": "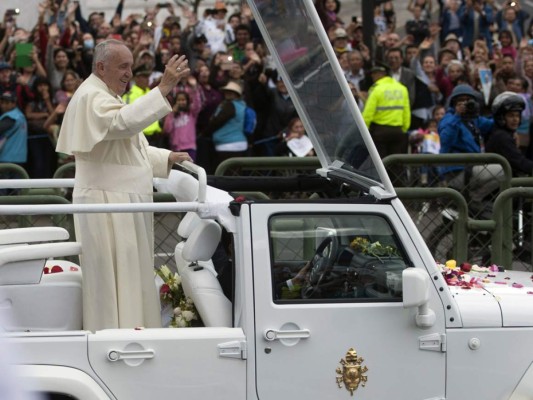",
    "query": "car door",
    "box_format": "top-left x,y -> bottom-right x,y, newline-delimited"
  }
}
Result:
88,327 -> 246,399
251,202 -> 446,400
